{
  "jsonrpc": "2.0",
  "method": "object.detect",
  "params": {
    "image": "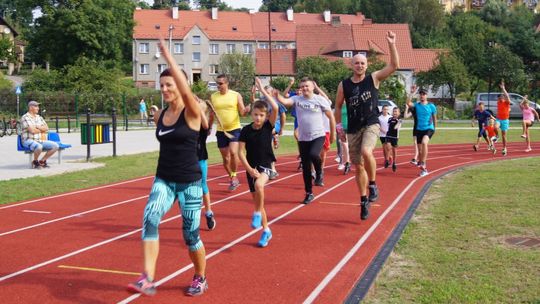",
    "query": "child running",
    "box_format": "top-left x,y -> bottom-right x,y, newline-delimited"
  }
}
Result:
378,105 -> 392,168
385,107 -> 402,172
520,96 -> 540,152
238,77 -> 279,247
404,85 -> 419,165
472,102 -> 495,152
406,87 -> 437,177
484,117 -> 498,154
